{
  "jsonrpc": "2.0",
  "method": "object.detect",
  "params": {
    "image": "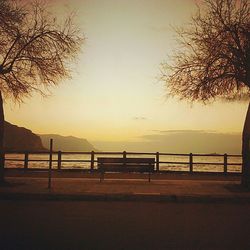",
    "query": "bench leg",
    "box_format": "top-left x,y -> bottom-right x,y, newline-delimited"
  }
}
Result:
100,172 -> 104,182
